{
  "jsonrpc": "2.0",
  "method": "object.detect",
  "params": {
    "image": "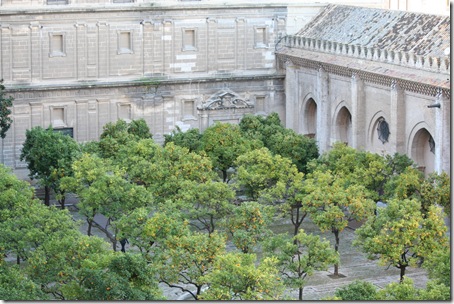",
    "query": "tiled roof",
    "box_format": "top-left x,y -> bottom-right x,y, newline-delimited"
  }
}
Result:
296,4 -> 450,58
